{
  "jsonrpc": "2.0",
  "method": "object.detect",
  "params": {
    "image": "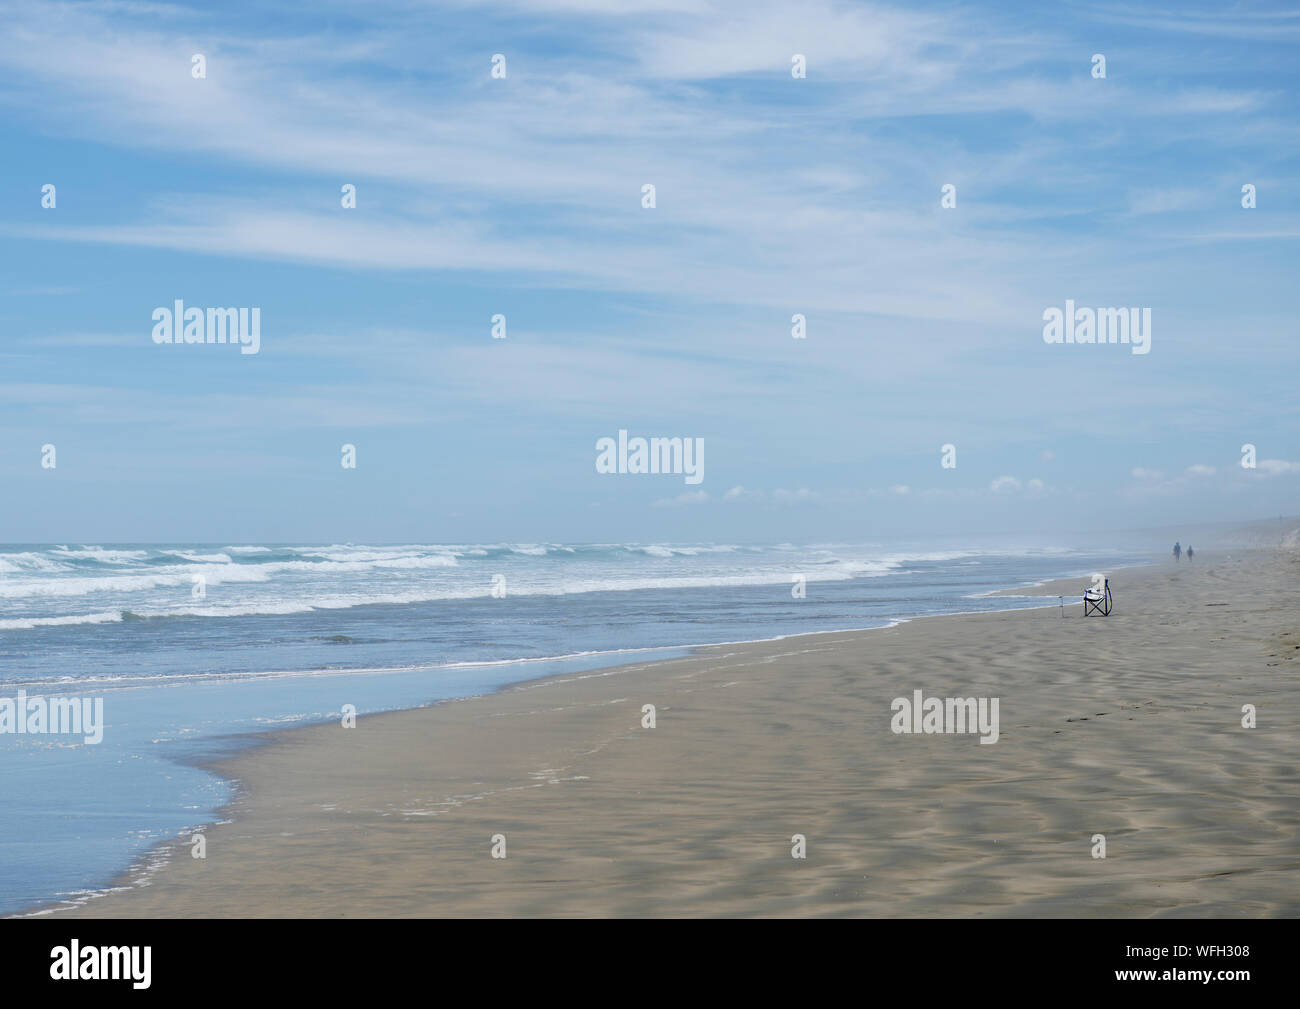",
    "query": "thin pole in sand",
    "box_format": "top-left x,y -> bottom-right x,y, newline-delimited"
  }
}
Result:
1059,595 -> 1064,616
